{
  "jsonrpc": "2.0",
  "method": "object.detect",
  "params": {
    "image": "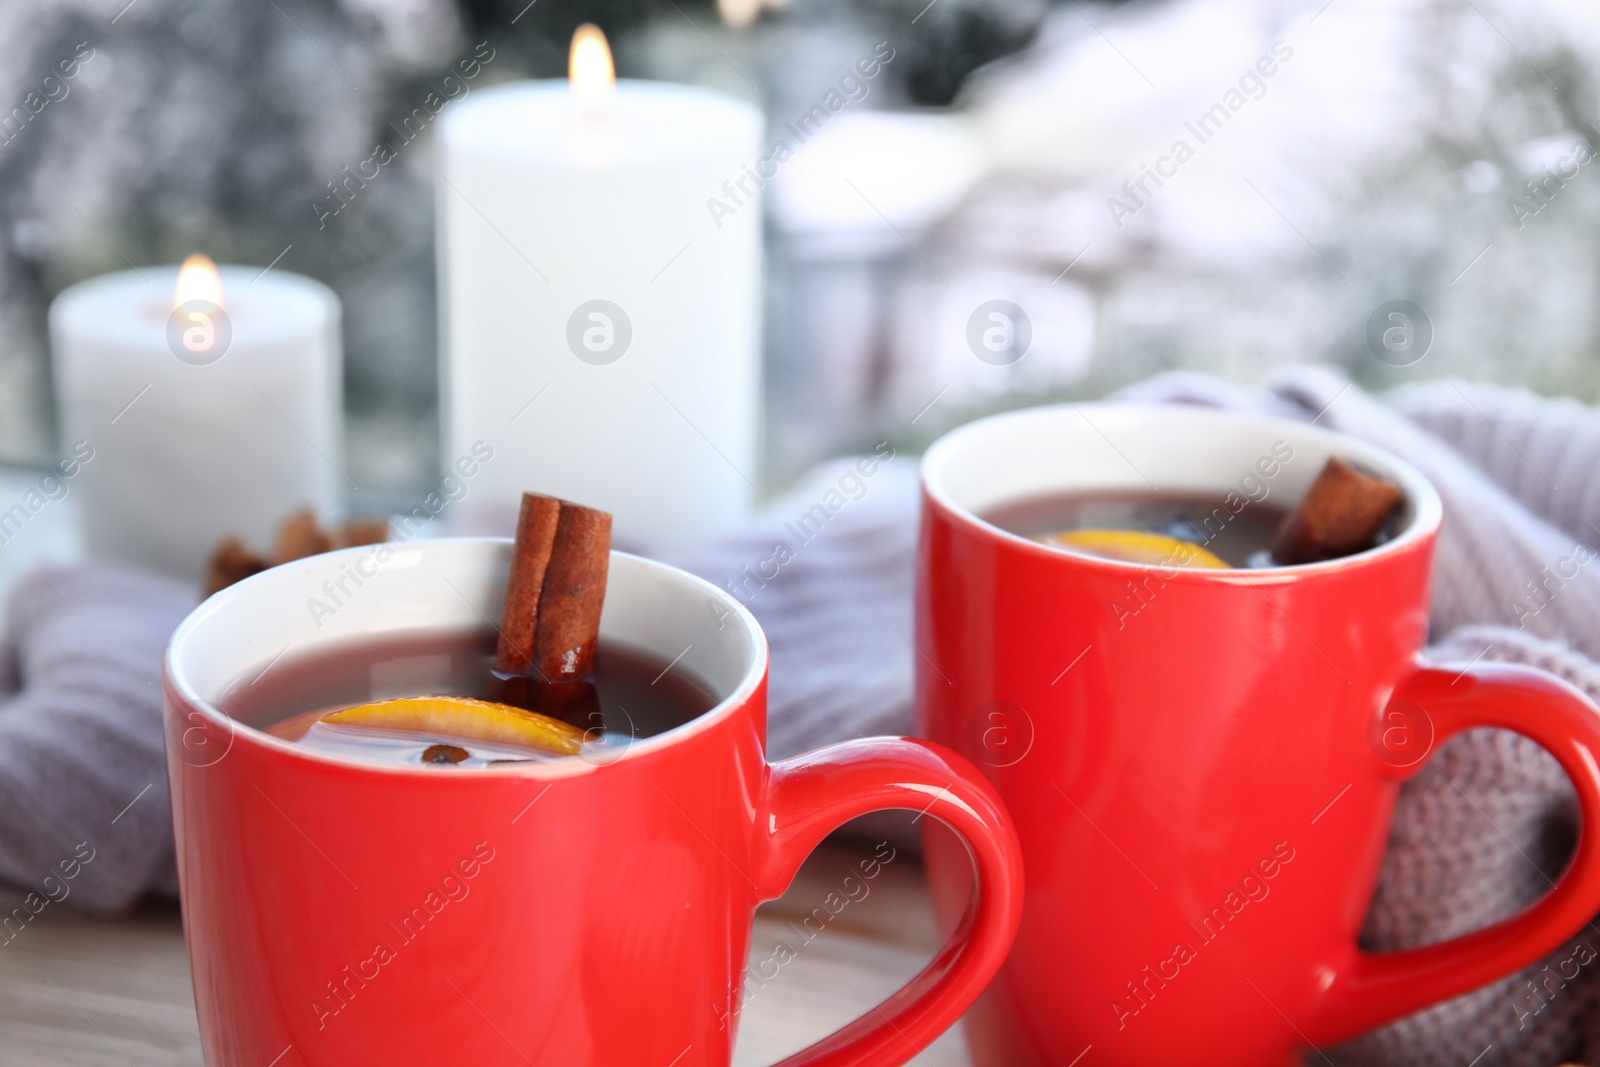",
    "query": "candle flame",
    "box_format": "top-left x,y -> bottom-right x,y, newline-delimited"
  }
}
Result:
174,254 -> 223,310
717,0 -> 761,28
569,24 -> 615,109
